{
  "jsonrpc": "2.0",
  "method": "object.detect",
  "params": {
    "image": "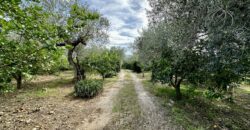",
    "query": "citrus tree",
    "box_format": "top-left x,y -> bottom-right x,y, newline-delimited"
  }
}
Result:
0,0 -> 62,90
82,49 -> 123,80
